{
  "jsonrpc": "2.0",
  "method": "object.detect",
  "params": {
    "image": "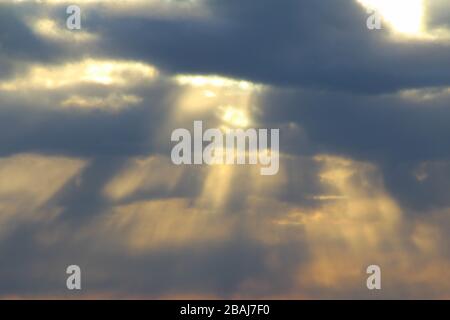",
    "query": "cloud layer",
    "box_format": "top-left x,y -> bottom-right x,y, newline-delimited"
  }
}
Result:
1,0 -> 450,299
